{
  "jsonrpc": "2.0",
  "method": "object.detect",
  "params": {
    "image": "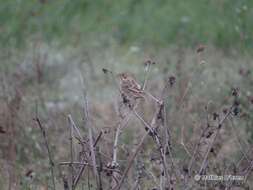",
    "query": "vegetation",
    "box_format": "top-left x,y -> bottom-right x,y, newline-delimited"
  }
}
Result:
0,1 -> 252,190
1,0 -> 253,50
